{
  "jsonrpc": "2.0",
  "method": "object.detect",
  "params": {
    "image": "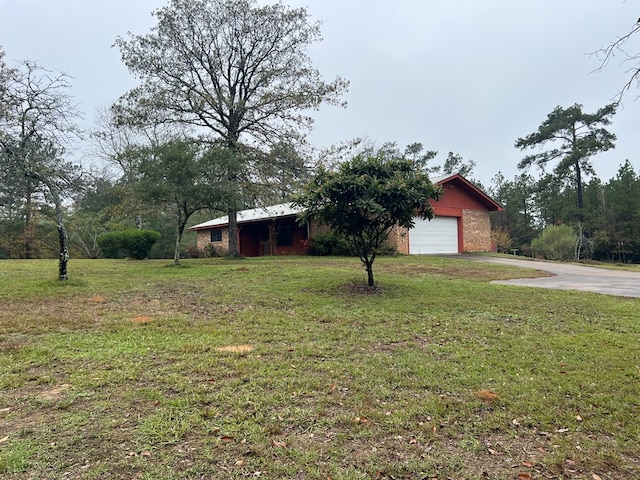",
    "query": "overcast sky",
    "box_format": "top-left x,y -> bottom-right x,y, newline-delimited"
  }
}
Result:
1,0 -> 639,187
